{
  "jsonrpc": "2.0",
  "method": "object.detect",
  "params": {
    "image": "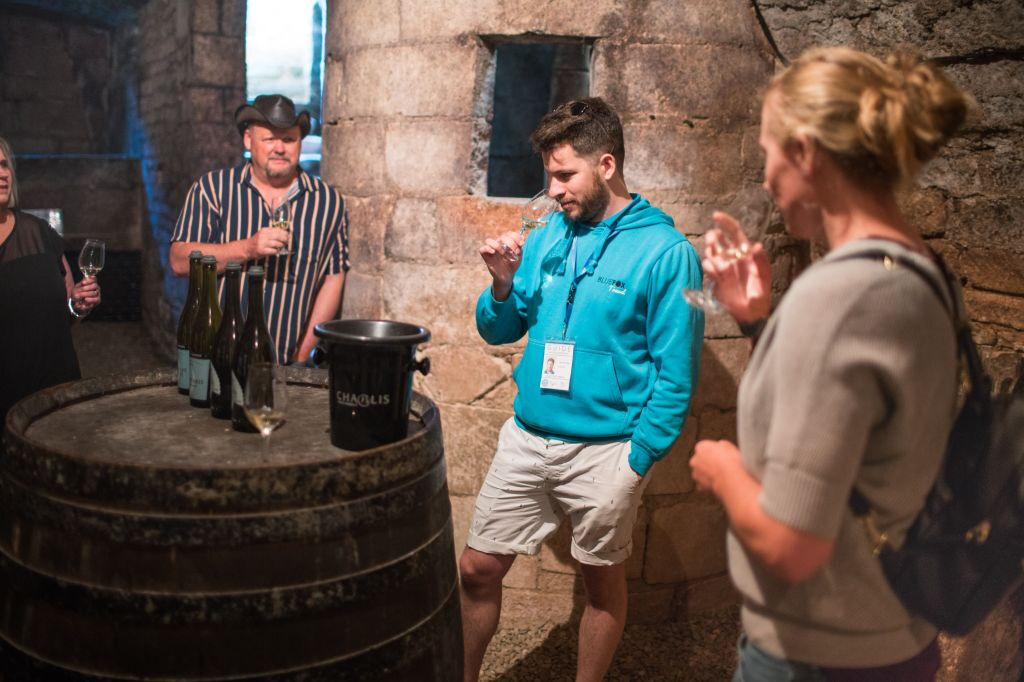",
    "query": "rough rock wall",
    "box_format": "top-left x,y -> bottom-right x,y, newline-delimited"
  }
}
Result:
322,0 -> 778,625
758,0 -> 1024,387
